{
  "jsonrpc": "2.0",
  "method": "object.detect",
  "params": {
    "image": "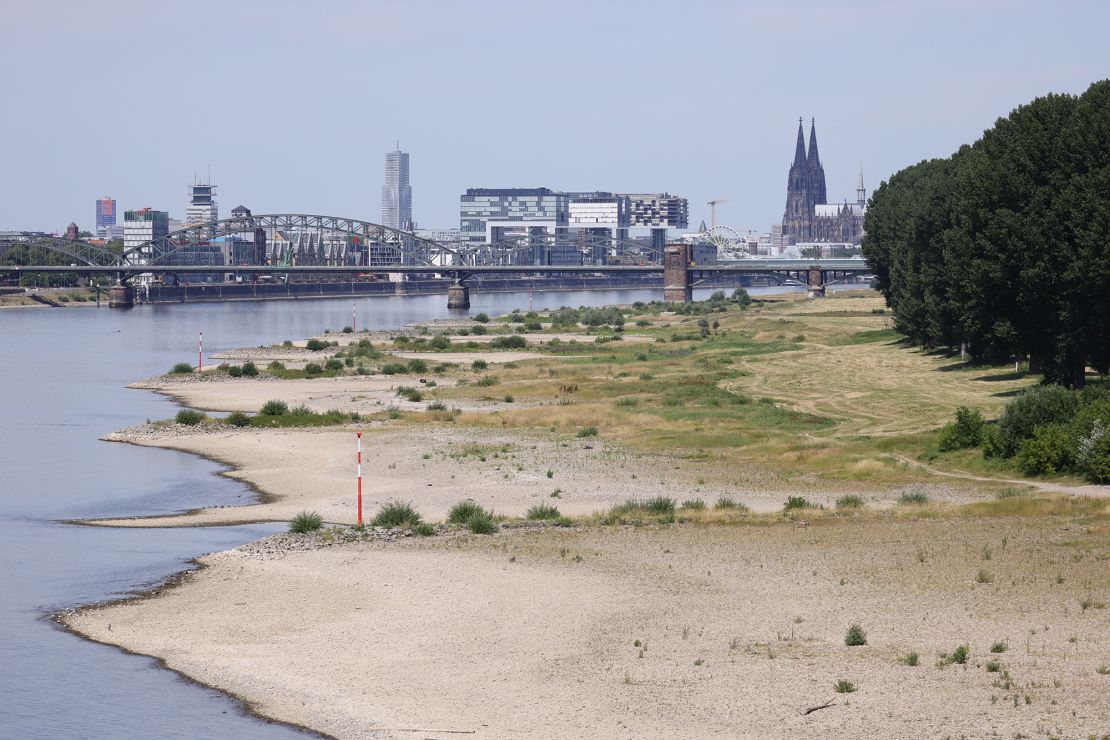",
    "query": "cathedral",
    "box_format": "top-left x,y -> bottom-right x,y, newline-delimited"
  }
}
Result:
781,118 -> 866,245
